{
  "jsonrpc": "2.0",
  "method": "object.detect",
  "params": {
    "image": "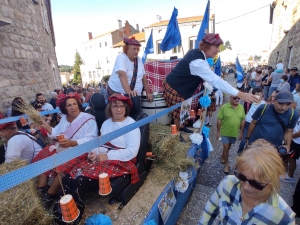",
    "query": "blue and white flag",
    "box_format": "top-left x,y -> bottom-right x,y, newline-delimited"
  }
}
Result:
142,29 -> 154,64
236,57 -> 244,81
160,7 -> 181,52
195,0 -> 210,48
214,56 -> 221,76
